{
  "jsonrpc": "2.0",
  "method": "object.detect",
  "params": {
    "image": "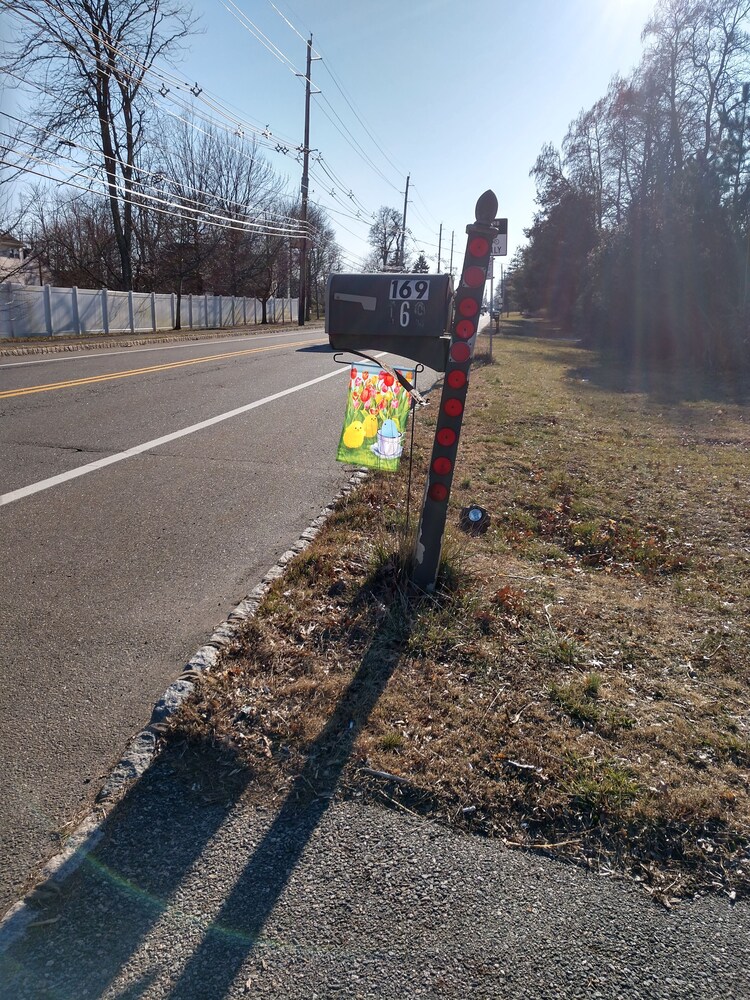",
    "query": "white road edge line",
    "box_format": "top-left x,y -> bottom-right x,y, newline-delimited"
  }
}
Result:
1,360 -> 376,507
